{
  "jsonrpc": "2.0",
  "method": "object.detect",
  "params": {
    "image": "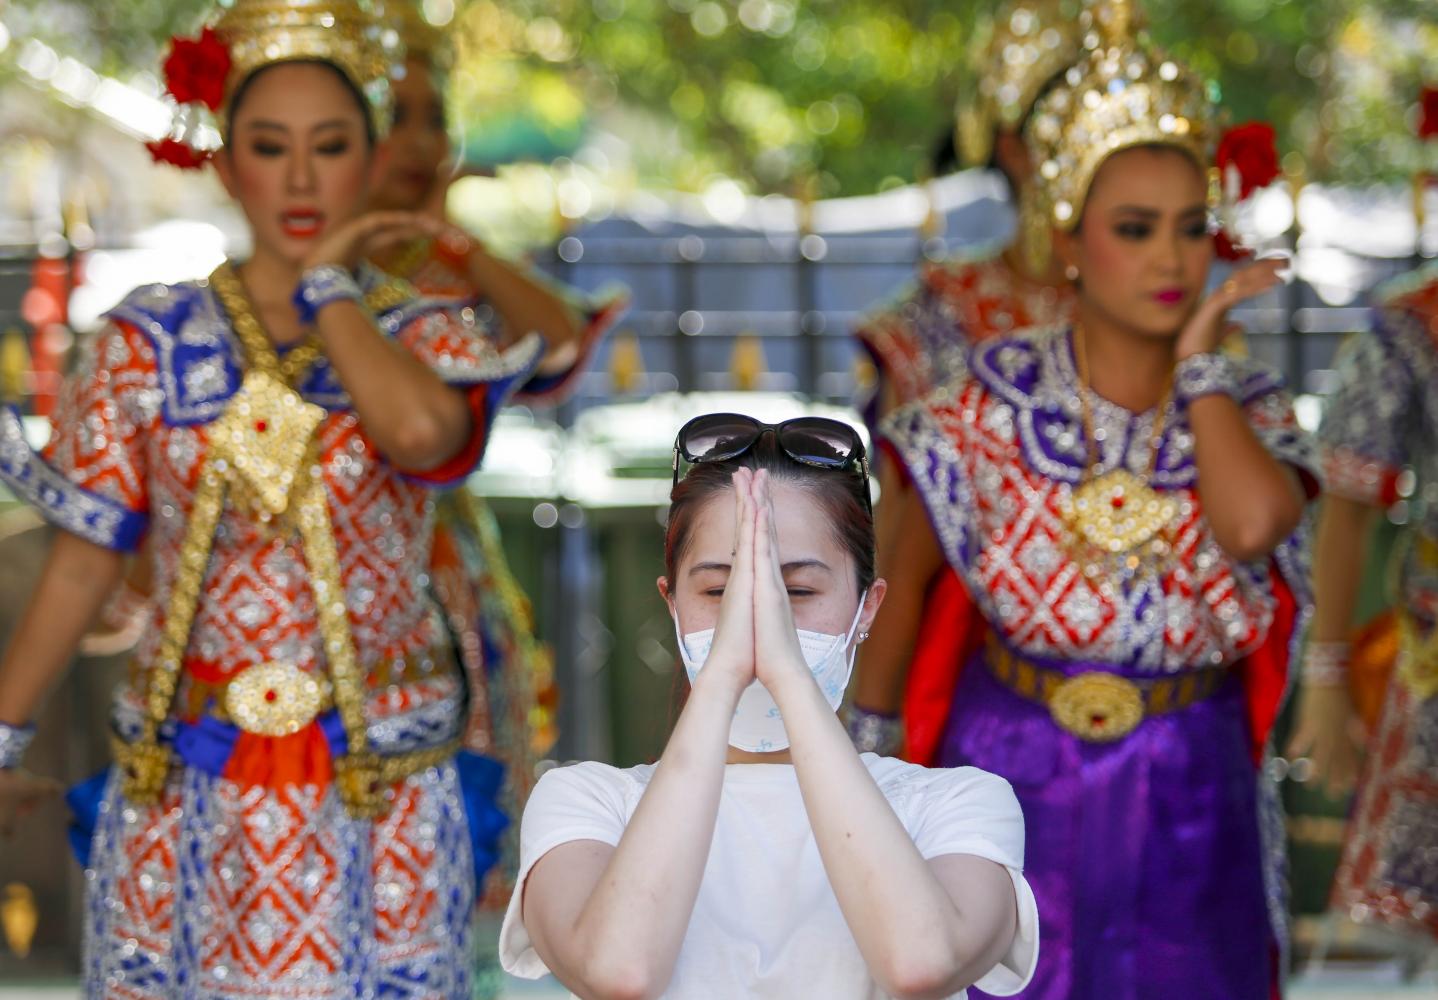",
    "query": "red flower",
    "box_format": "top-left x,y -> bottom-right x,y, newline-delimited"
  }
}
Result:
161,27 -> 231,111
1421,85 -> 1438,140
1212,227 -> 1253,262
145,138 -> 212,170
1215,122 -> 1281,201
